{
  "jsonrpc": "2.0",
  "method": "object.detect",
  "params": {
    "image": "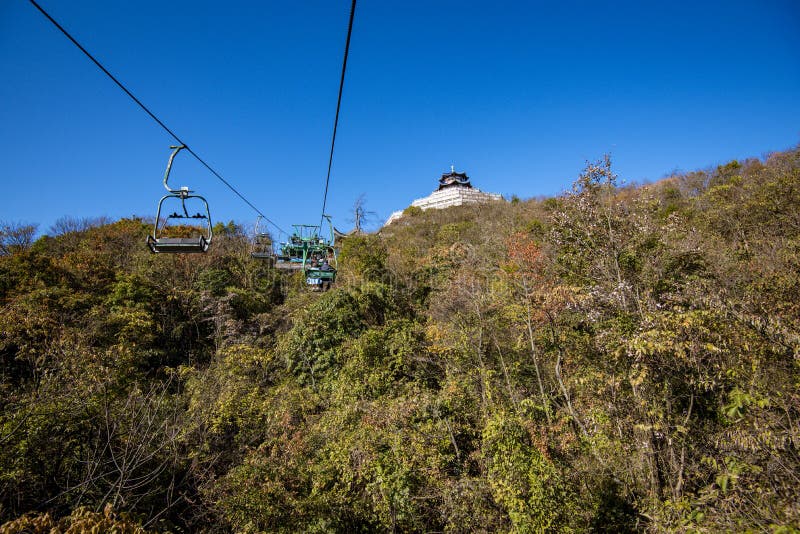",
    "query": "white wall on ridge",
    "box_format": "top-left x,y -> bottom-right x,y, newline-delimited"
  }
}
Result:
384,185 -> 502,226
